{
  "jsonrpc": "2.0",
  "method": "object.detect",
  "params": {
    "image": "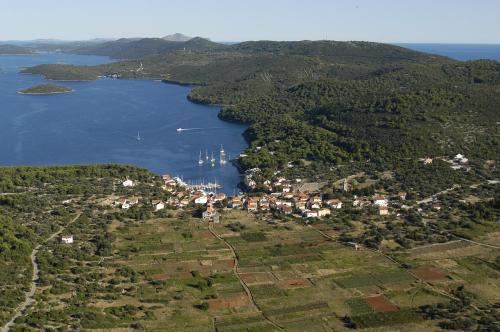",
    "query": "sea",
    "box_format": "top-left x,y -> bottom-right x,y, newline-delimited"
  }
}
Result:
0,53 -> 247,194
0,44 -> 499,193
